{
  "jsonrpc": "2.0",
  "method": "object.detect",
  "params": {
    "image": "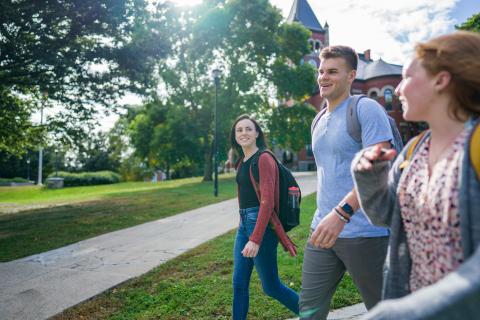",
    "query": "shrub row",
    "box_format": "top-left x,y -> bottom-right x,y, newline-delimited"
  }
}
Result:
47,171 -> 121,187
0,177 -> 30,186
